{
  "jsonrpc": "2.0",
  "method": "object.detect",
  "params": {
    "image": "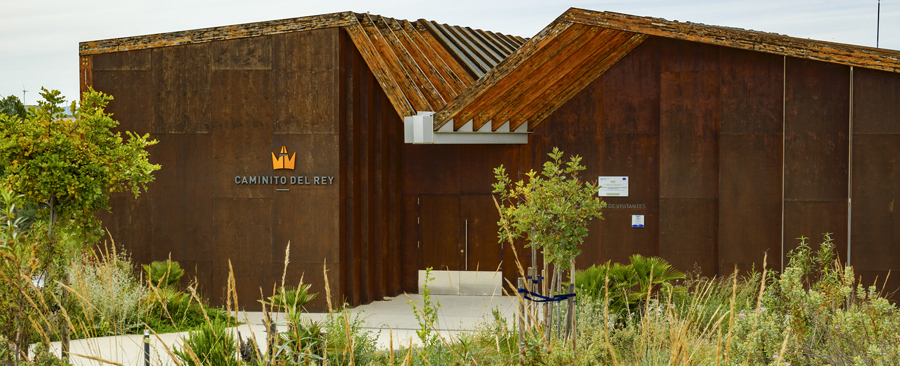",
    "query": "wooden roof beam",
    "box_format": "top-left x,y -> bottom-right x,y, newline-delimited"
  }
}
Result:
465,26 -> 616,131
453,24 -> 594,131
564,8 -> 900,73
414,21 -> 477,87
400,21 -> 468,95
360,13 -> 432,112
515,33 -> 647,128
432,19 -> 574,131
344,21 -> 416,117
489,28 -> 622,131
375,16 -> 446,109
